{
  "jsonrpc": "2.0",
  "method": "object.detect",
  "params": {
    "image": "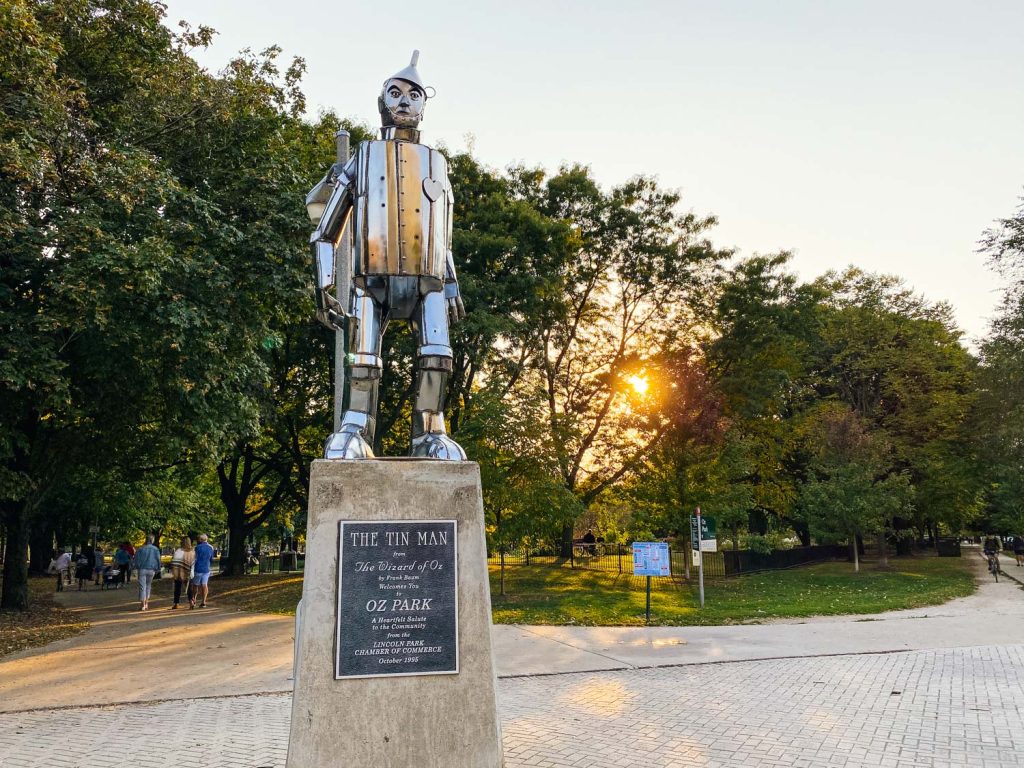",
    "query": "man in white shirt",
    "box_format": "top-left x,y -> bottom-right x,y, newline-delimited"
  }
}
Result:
54,550 -> 72,592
